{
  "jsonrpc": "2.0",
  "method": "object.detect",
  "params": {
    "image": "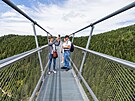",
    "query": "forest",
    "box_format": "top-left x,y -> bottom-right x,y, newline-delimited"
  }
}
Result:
0,25 -> 135,62
0,24 -> 134,100
71,24 -> 135,101
0,35 -> 48,60
0,35 -> 48,101
73,24 -> 135,62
